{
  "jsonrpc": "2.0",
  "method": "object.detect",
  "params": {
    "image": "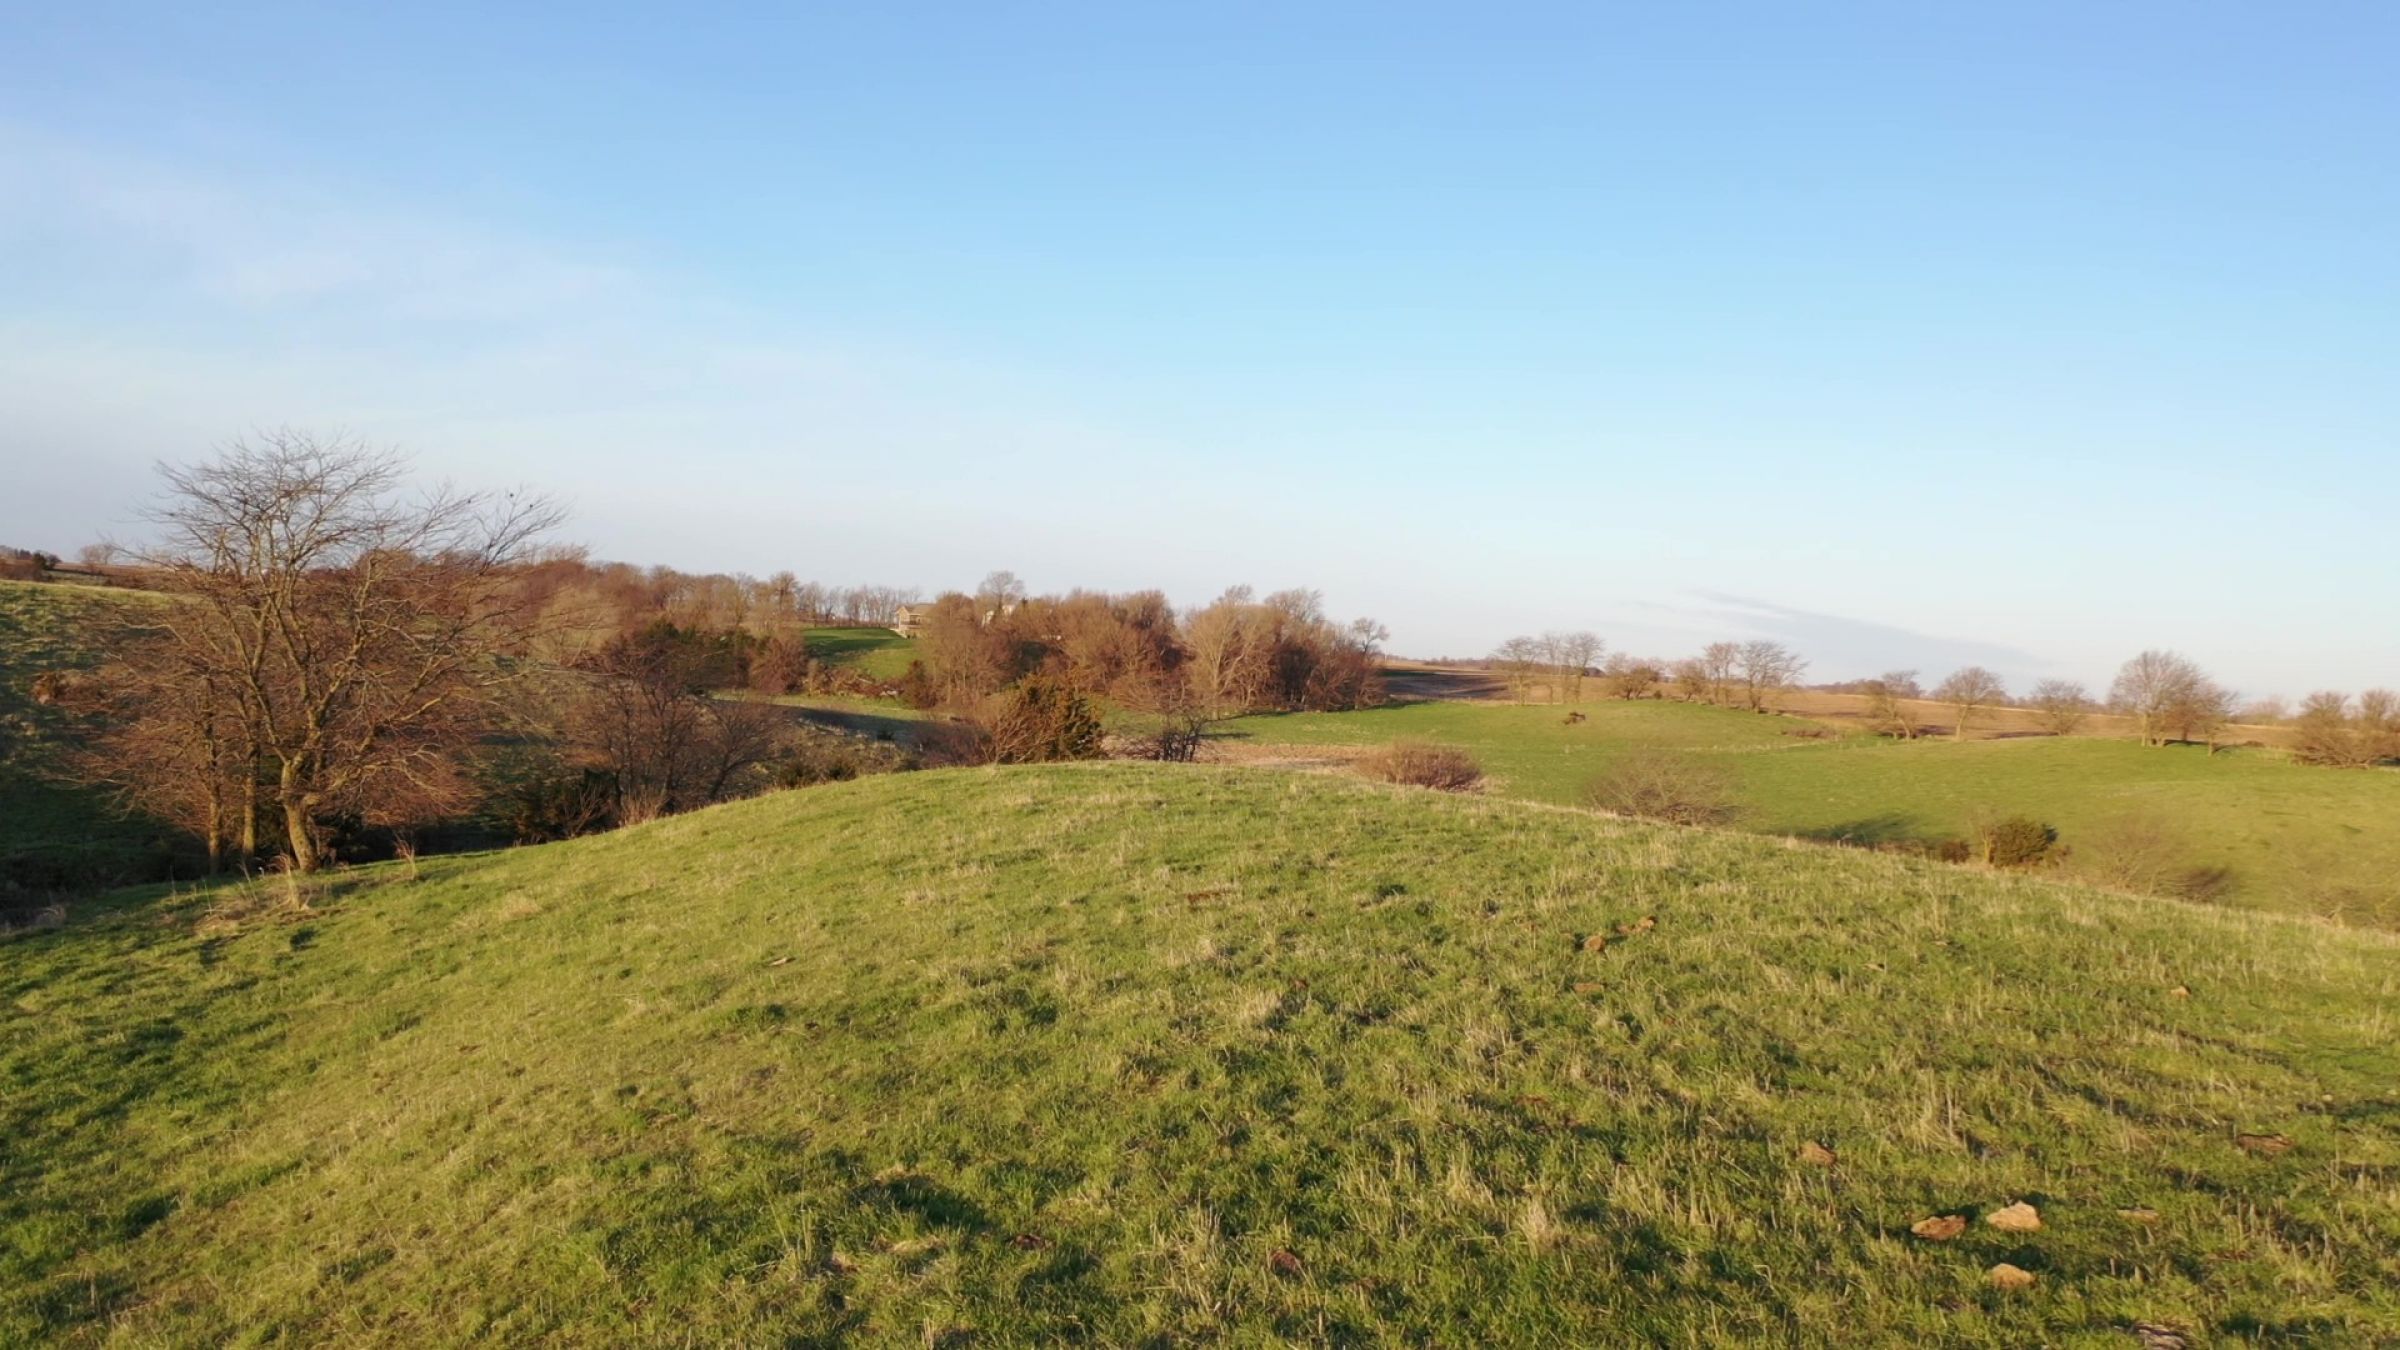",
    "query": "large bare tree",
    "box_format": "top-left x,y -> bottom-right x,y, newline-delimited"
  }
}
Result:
1734,640 -> 1805,713
2109,649 -> 2205,748
2027,678 -> 2091,736
1932,666 -> 2007,741
101,432 -> 561,872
